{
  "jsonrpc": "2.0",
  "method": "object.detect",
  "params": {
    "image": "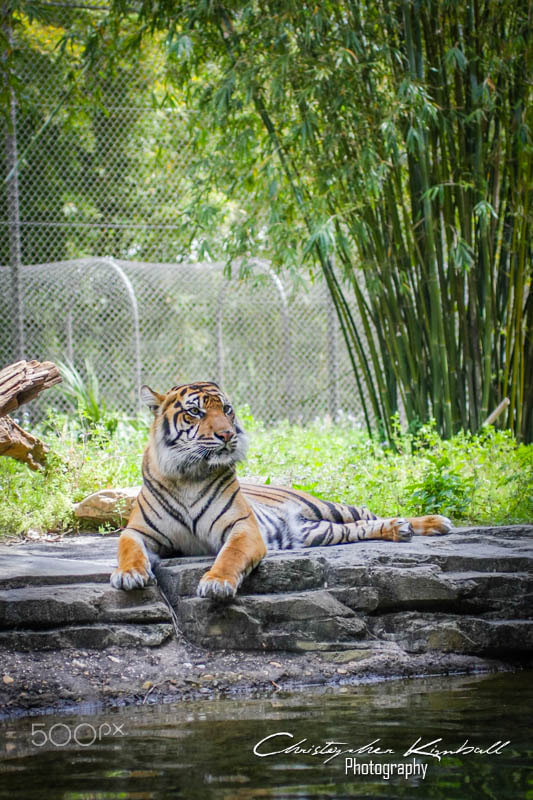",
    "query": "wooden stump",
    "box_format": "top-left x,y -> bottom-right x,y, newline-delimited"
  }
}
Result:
0,360 -> 61,470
